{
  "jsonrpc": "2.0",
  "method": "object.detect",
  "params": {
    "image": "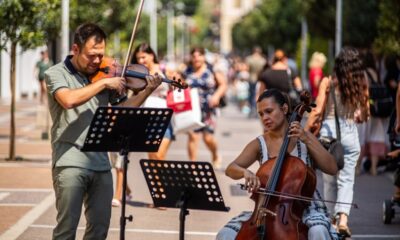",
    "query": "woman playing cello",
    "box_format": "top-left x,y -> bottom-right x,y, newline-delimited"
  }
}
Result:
216,89 -> 339,240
